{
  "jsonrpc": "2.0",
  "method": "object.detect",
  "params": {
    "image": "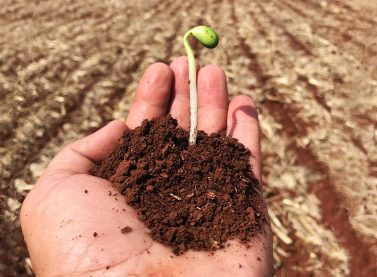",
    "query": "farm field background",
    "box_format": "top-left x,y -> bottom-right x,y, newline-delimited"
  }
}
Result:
0,0 -> 376,276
